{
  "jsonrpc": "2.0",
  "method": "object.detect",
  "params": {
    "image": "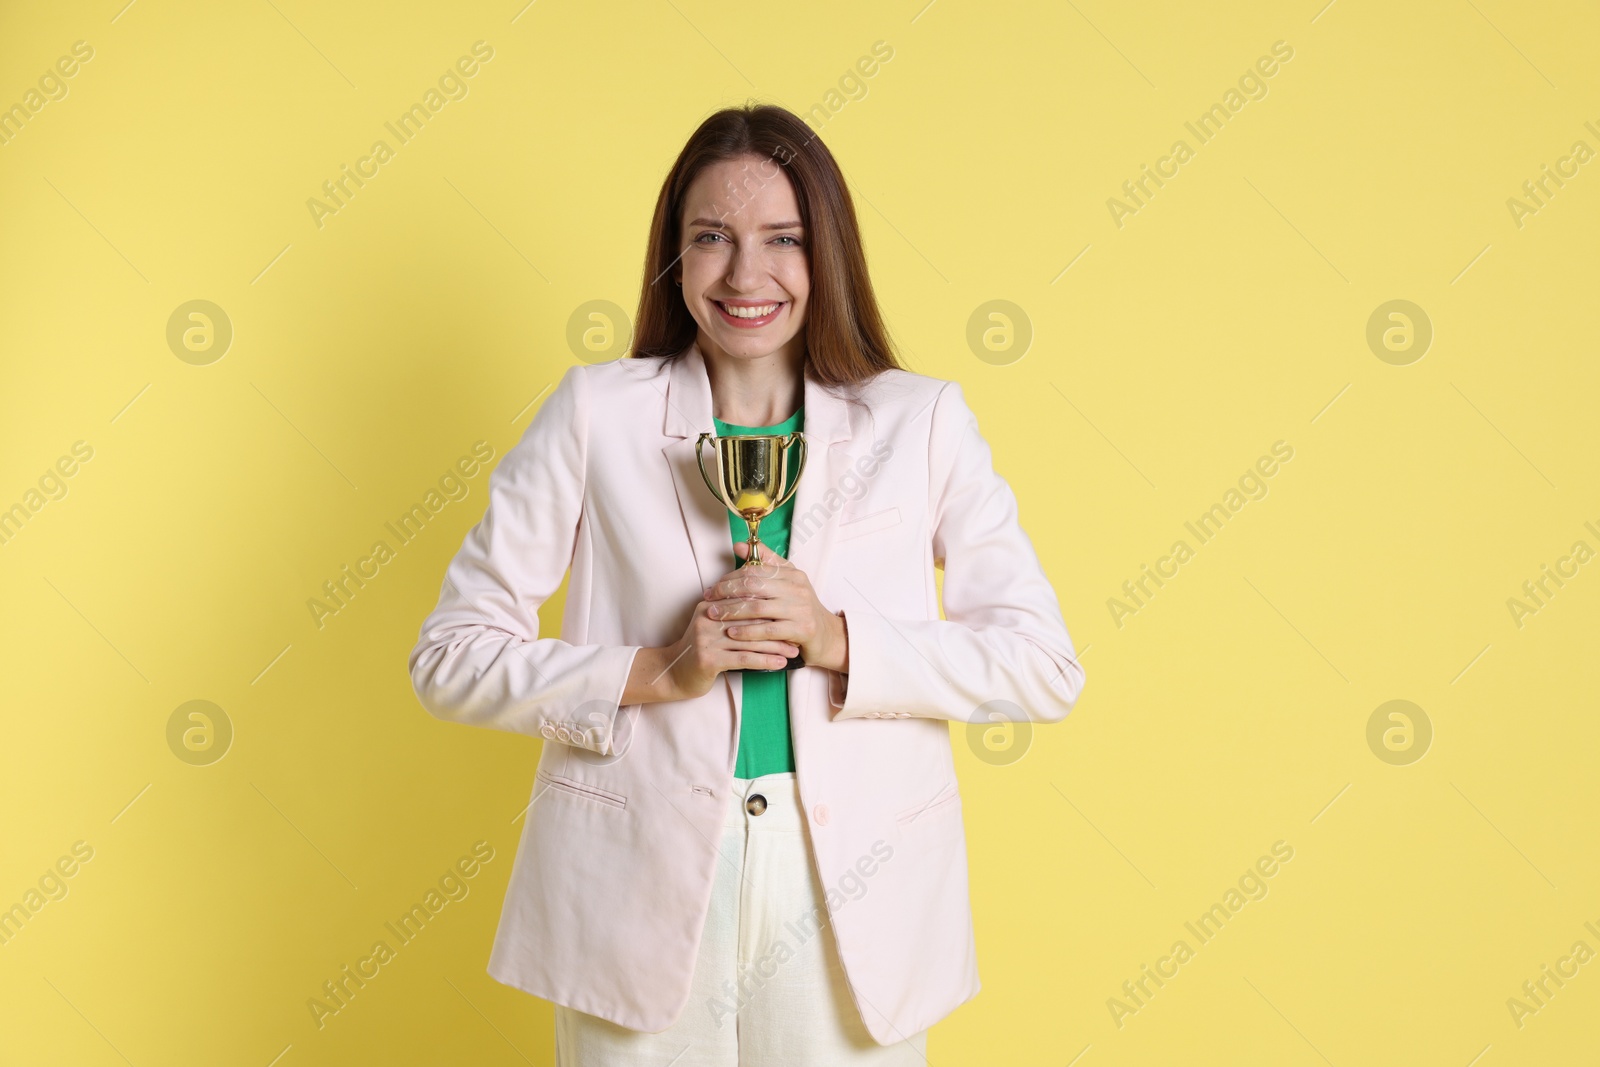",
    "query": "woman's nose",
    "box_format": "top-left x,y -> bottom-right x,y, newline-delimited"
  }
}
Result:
726,245 -> 768,290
